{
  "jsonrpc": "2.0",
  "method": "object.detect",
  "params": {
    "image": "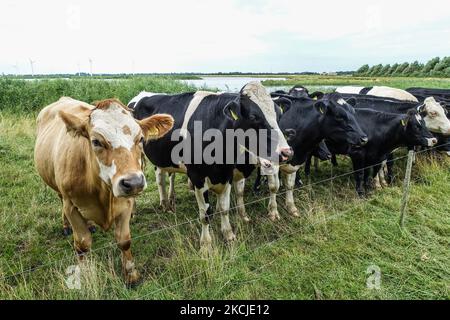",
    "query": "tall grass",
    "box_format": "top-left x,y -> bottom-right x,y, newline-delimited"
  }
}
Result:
0,77 -> 196,113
